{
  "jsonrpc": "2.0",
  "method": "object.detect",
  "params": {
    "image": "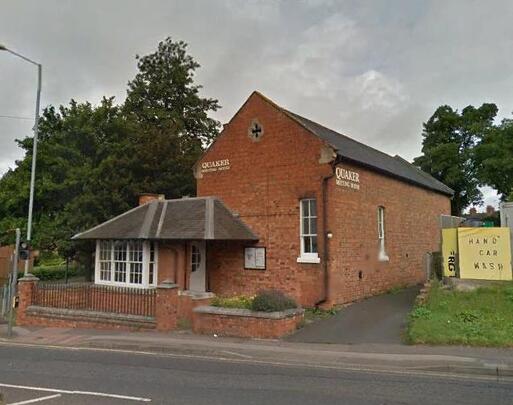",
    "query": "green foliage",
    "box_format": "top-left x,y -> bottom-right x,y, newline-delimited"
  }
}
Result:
413,104 -> 498,215
211,295 -> 253,310
387,285 -> 407,295
23,264 -> 80,281
304,306 -> 338,322
250,289 -> 298,312
0,37 -> 220,260
407,281 -> 513,346
475,119 -> 513,200
409,306 -> 432,320
123,38 -> 220,200
36,251 -> 65,266
211,291 -> 298,313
